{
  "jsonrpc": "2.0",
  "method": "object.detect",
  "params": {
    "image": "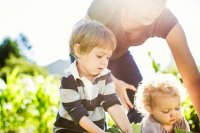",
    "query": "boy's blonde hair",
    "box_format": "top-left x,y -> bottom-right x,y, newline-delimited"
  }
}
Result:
69,19 -> 116,58
134,74 -> 183,115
